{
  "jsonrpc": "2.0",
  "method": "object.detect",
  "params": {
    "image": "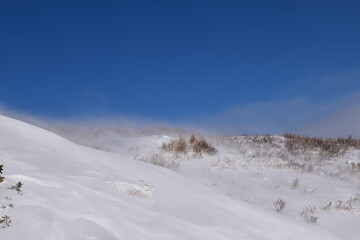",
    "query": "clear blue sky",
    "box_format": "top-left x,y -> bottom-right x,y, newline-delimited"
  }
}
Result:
1,0 -> 360,126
